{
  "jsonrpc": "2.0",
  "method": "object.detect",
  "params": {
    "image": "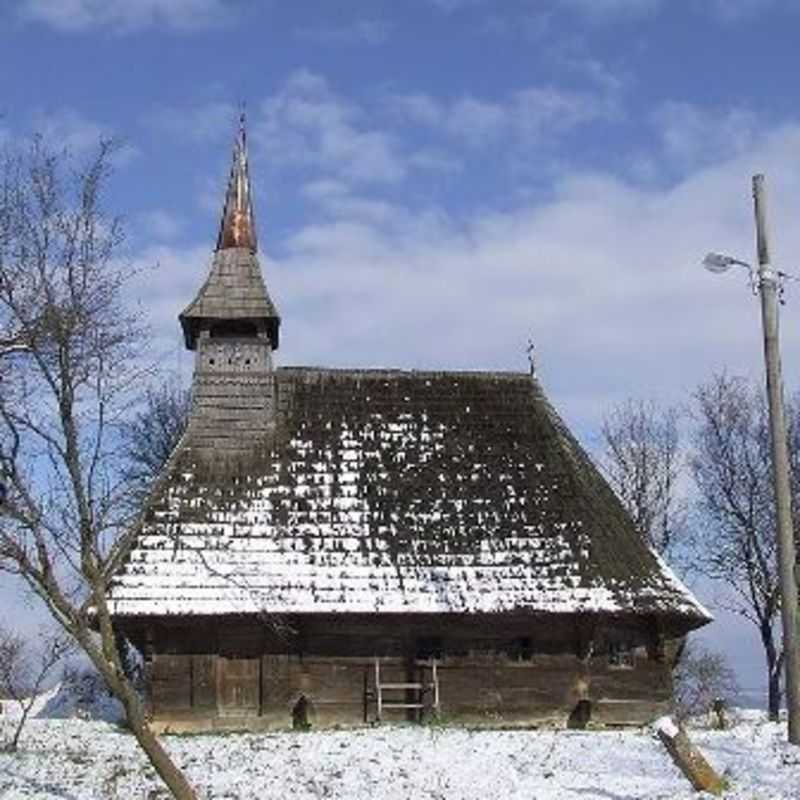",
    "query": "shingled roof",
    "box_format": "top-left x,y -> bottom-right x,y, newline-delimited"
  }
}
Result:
179,247 -> 280,350
107,368 -> 709,630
